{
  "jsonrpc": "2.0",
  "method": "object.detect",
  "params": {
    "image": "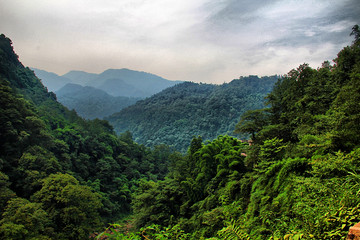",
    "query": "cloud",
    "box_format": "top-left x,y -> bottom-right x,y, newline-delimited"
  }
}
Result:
201,0 -> 358,47
0,0 -> 358,83
192,0 -> 359,77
